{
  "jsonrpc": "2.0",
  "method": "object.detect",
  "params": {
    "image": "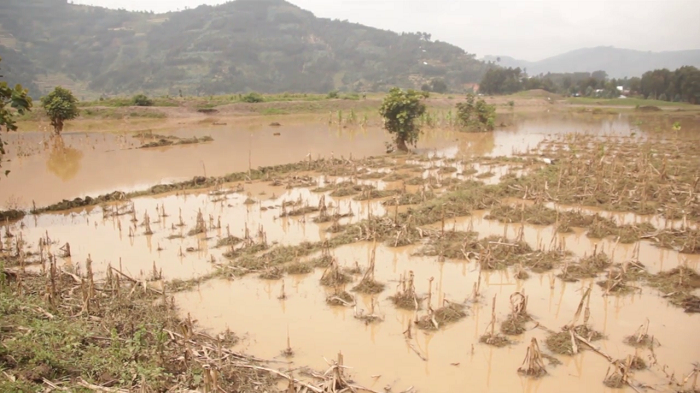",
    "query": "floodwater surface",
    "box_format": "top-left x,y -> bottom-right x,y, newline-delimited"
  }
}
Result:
3,112 -> 699,393
3,112 -> 689,208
